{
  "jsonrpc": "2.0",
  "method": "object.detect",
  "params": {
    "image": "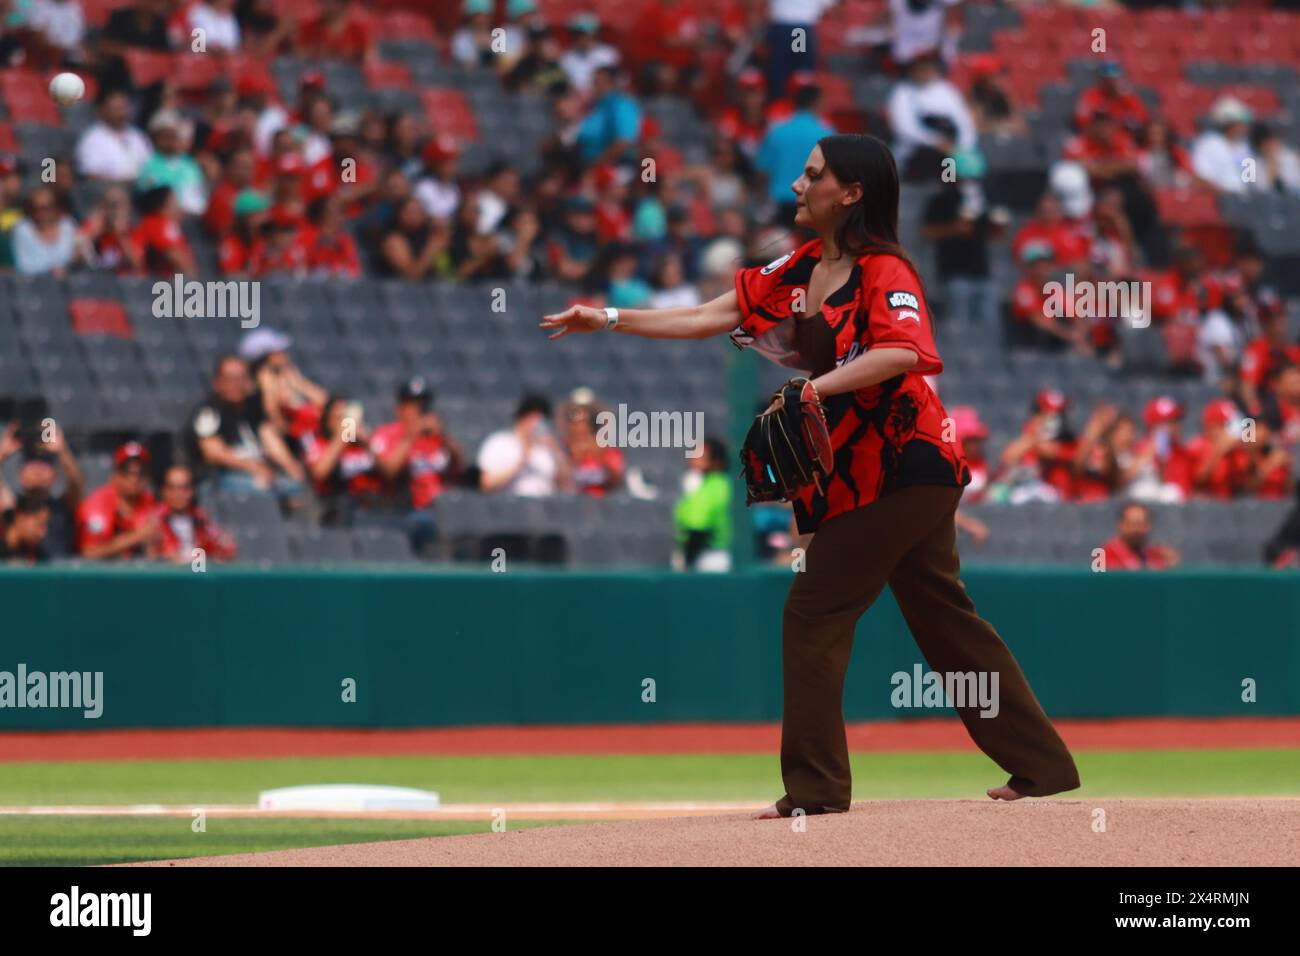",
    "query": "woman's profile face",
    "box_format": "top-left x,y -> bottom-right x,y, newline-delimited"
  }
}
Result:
791,146 -> 857,231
